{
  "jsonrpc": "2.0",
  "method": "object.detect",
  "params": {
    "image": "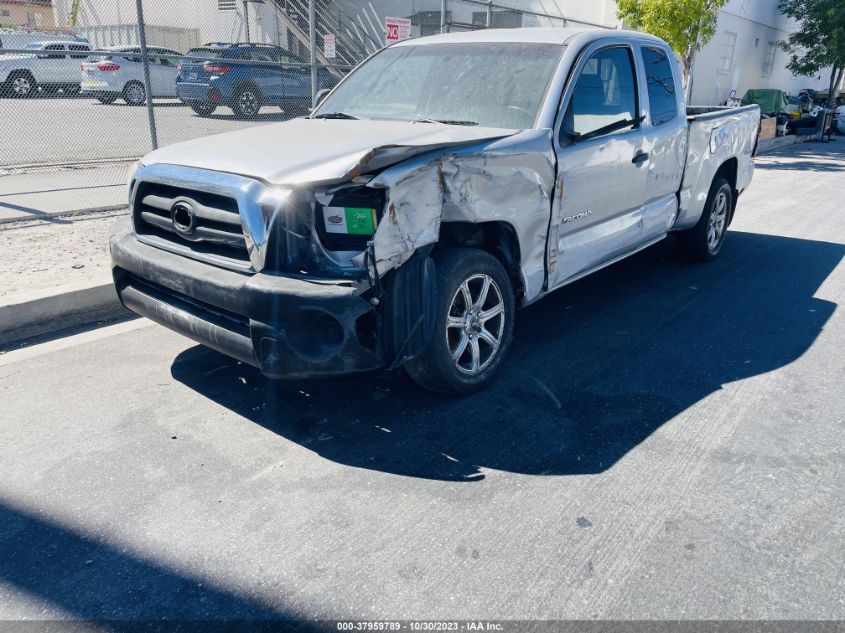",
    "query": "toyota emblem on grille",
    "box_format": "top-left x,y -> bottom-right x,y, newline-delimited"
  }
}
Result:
171,201 -> 196,235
